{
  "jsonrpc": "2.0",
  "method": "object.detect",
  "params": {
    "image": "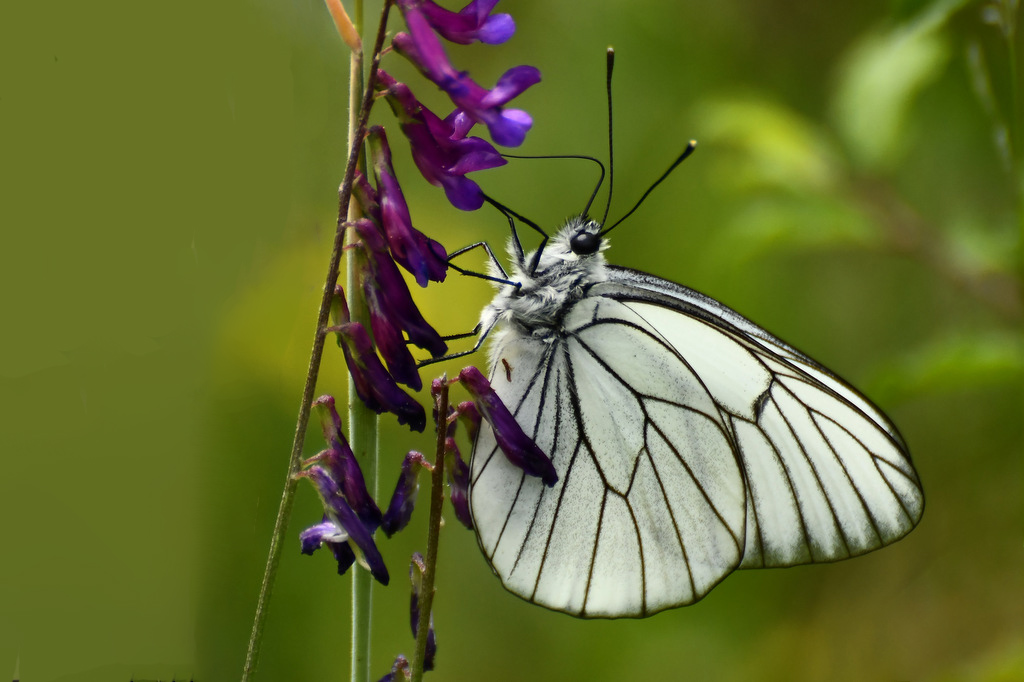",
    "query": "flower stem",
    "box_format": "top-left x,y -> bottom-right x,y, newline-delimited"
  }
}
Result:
411,381 -> 449,682
346,1 -> 374,680
240,2 -> 392,680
